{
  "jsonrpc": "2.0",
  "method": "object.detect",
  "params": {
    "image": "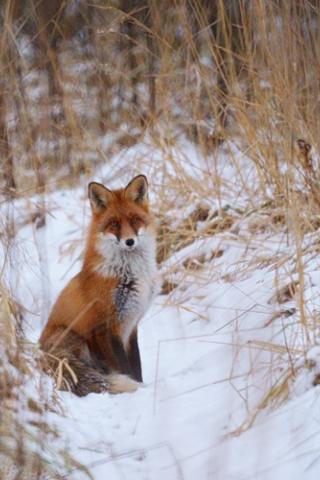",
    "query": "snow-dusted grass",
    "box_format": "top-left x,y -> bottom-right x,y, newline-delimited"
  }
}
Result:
2,139 -> 320,479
